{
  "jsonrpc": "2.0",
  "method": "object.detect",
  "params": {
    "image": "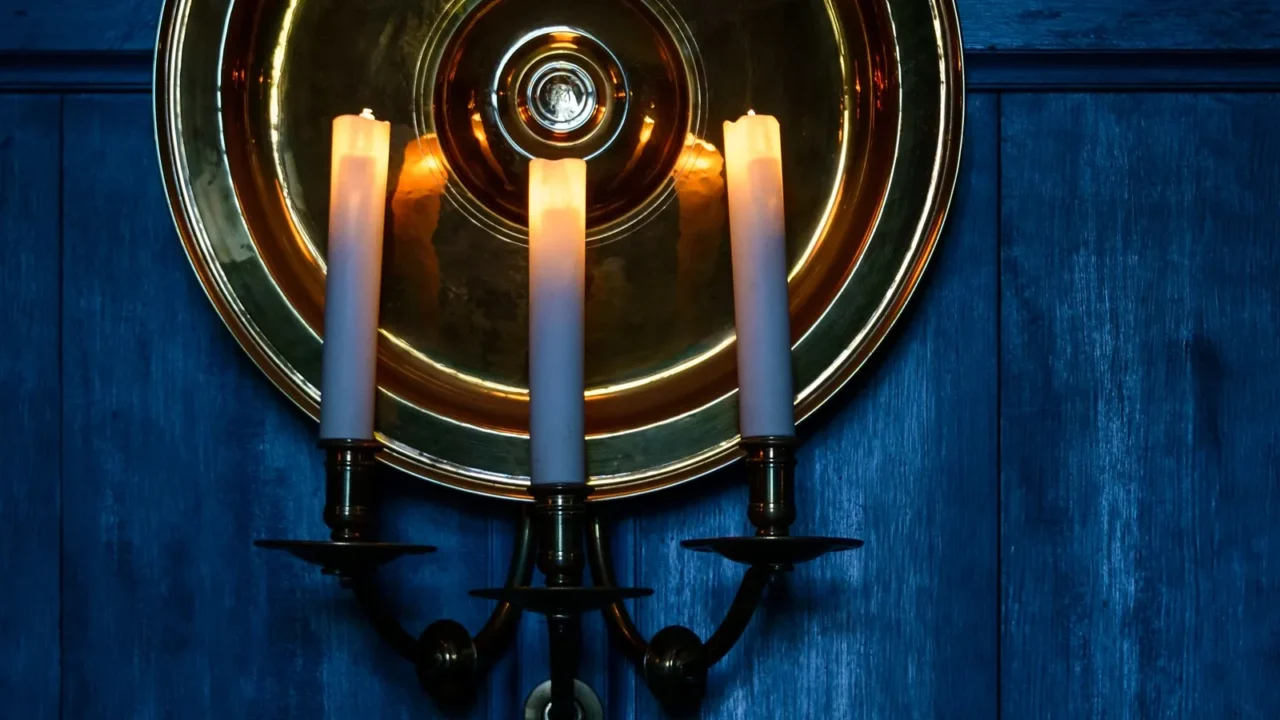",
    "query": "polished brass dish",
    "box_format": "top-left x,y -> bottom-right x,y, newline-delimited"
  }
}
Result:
156,0 -> 965,500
